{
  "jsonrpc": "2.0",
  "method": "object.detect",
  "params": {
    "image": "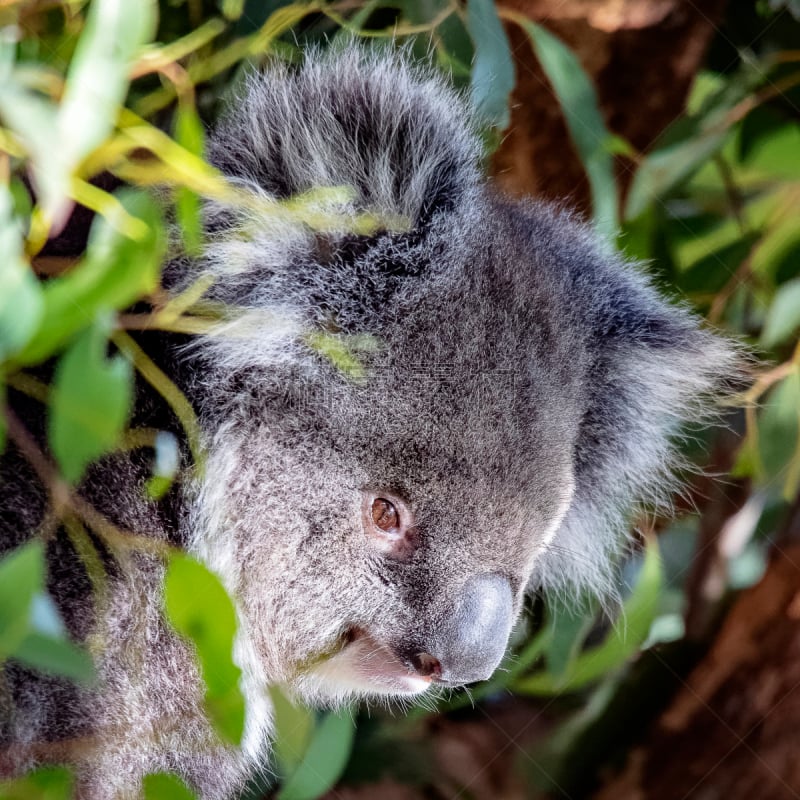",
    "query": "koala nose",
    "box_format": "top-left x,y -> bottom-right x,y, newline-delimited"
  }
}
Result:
412,573 -> 514,685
